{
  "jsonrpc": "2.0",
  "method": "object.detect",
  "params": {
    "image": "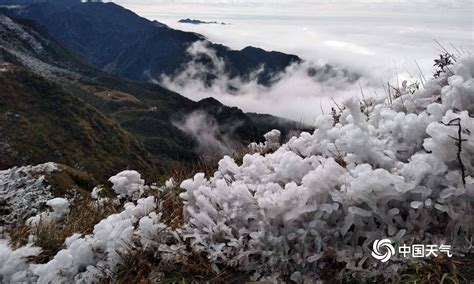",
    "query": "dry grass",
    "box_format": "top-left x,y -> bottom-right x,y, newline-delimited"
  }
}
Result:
47,165 -> 97,196
104,245 -> 245,284
155,148 -> 251,230
79,84 -> 140,102
161,188 -> 185,229
7,224 -> 30,248
8,196 -> 120,262
397,254 -> 474,284
150,157 -> 223,229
